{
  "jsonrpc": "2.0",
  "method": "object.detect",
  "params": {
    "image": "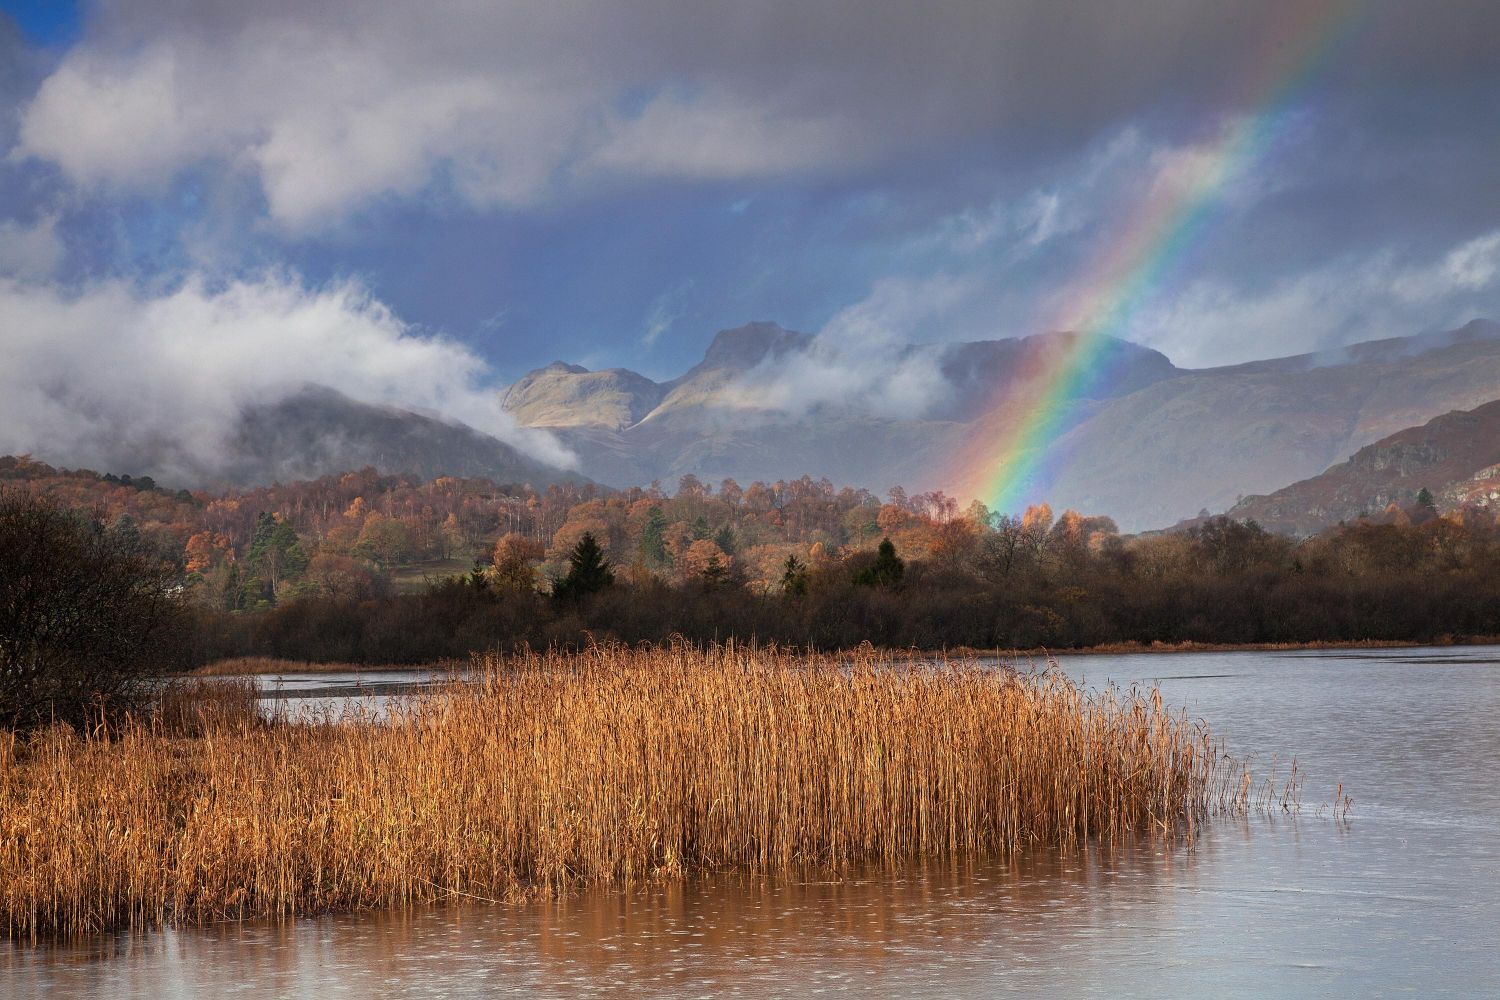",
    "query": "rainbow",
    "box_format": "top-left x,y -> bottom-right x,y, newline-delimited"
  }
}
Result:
954,0 -> 1369,516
